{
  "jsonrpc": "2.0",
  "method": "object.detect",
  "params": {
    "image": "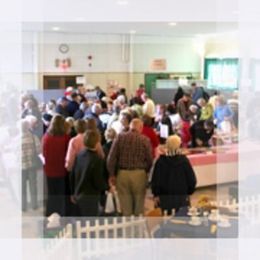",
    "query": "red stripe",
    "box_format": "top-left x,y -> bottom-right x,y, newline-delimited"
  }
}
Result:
188,149 -> 238,166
